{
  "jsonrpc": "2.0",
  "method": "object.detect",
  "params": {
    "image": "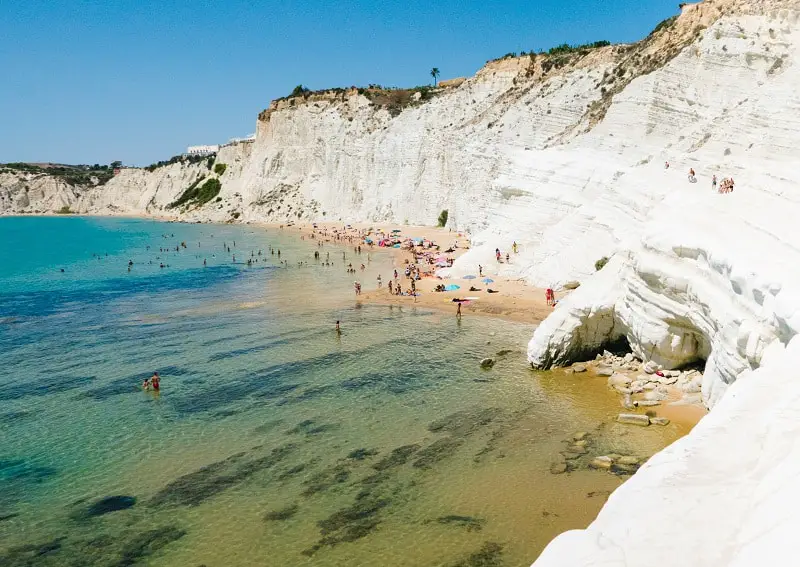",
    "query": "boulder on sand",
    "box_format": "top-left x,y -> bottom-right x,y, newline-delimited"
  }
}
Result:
617,413 -> 650,426
589,456 -> 614,469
